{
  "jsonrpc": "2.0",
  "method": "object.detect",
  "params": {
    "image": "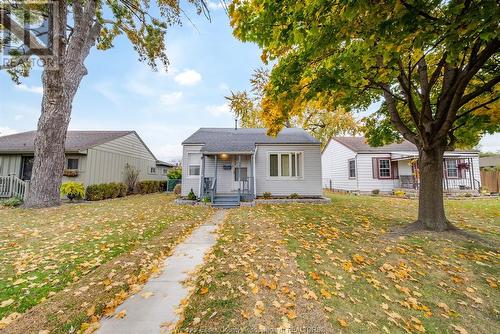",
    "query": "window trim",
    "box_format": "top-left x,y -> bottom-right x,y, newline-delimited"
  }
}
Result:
348,159 -> 356,179
149,167 -> 157,175
267,151 -> 304,180
378,158 -> 392,179
66,158 -> 79,170
187,152 -> 201,178
444,159 -> 459,179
